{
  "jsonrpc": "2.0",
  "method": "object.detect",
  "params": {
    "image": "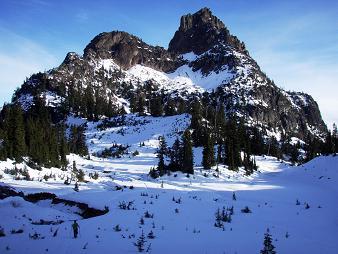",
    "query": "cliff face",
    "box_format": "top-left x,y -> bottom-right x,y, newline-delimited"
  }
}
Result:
12,7 -> 327,140
169,8 -> 247,55
83,31 -> 182,72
